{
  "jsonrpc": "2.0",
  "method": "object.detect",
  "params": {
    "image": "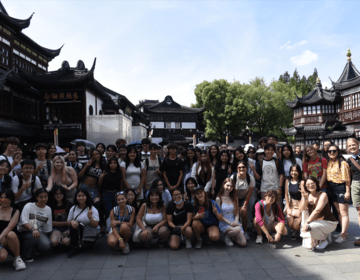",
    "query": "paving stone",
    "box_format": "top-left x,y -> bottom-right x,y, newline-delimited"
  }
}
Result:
170,274 -> 194,280
264,267 -> 294,278
122,267 -> 147,277
194,272 -> 221,280
74,269 -> 101,279
169,264 -> 192,274
240,268 -> 271,280
191,263 -> 216,273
